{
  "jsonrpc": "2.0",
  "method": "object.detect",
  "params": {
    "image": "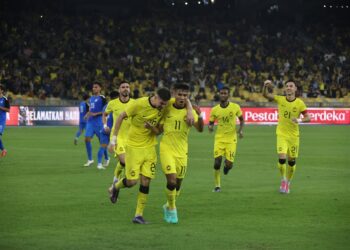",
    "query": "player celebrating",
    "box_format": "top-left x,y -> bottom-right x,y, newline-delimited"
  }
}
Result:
103,82 -> 134,193
158,83 -> 204,224
74,94 -> 89,145
0,84 -> 10,157
208,86 -> 244,192
83,81 -> 108,168
262,79 -> 310,194
108,88 -> 171,224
